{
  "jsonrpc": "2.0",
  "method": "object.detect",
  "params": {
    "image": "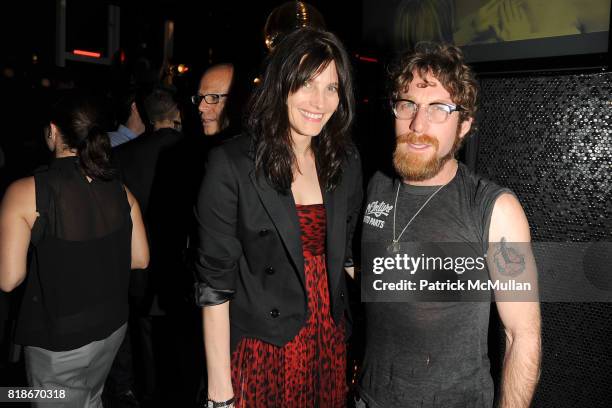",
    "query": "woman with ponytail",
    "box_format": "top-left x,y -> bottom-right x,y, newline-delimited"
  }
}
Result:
0,90 -> 149,407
